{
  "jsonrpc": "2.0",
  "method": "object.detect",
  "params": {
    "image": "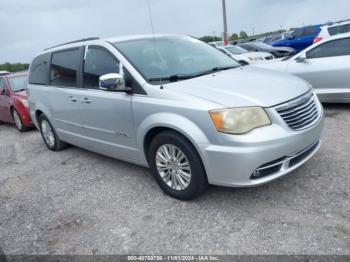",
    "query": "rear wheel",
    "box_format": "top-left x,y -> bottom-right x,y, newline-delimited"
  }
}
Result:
149,131 -> 208,200
12,108 -> 28,132
39,114 -> 67,151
